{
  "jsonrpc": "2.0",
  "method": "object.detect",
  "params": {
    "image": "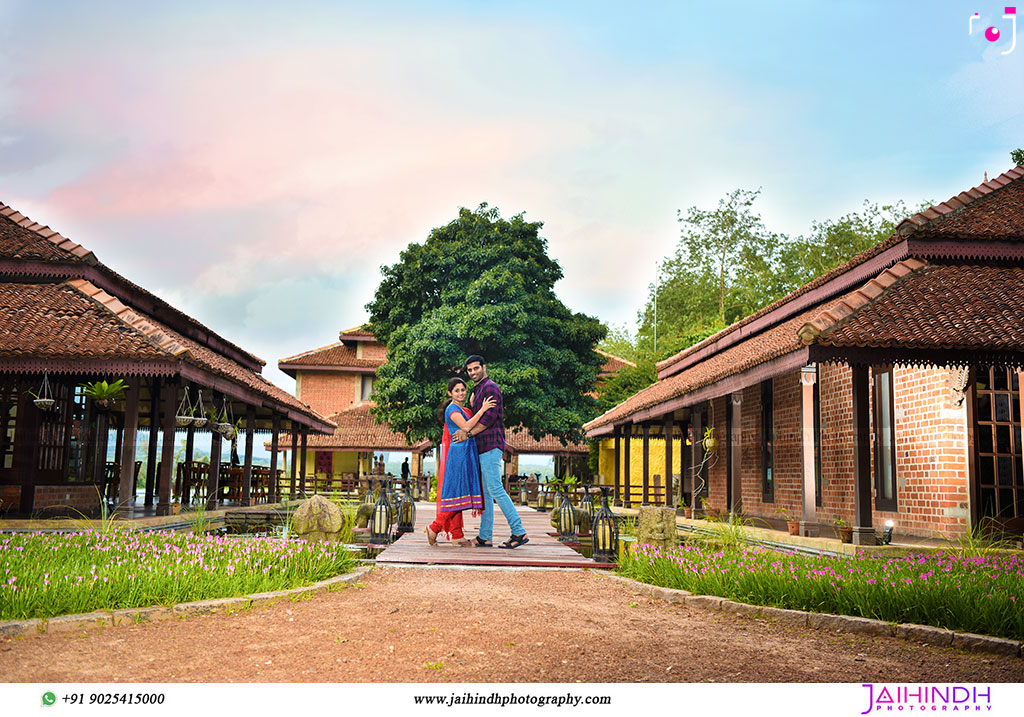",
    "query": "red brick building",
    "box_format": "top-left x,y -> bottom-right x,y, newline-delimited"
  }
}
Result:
585,167 -> 1024,542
